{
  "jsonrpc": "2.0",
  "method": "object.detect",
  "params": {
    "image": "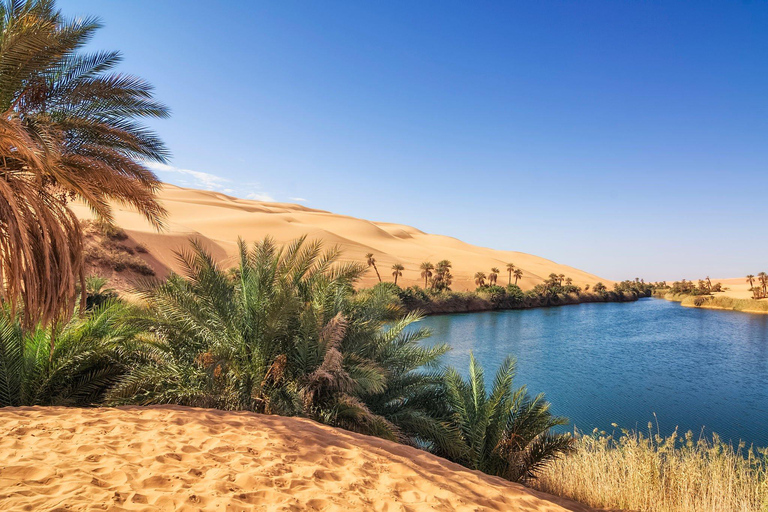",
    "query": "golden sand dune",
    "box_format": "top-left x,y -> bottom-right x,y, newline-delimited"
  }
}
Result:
0,406 -> 597,512
72,184 -> 611,291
